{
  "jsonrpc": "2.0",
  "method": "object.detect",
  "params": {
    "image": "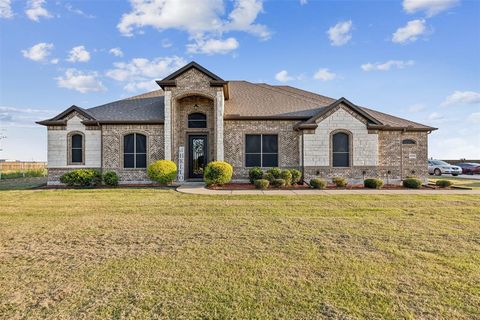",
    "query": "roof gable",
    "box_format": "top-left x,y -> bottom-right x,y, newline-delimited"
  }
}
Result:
36,105 -> 95,126
156,61 -> 227,90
